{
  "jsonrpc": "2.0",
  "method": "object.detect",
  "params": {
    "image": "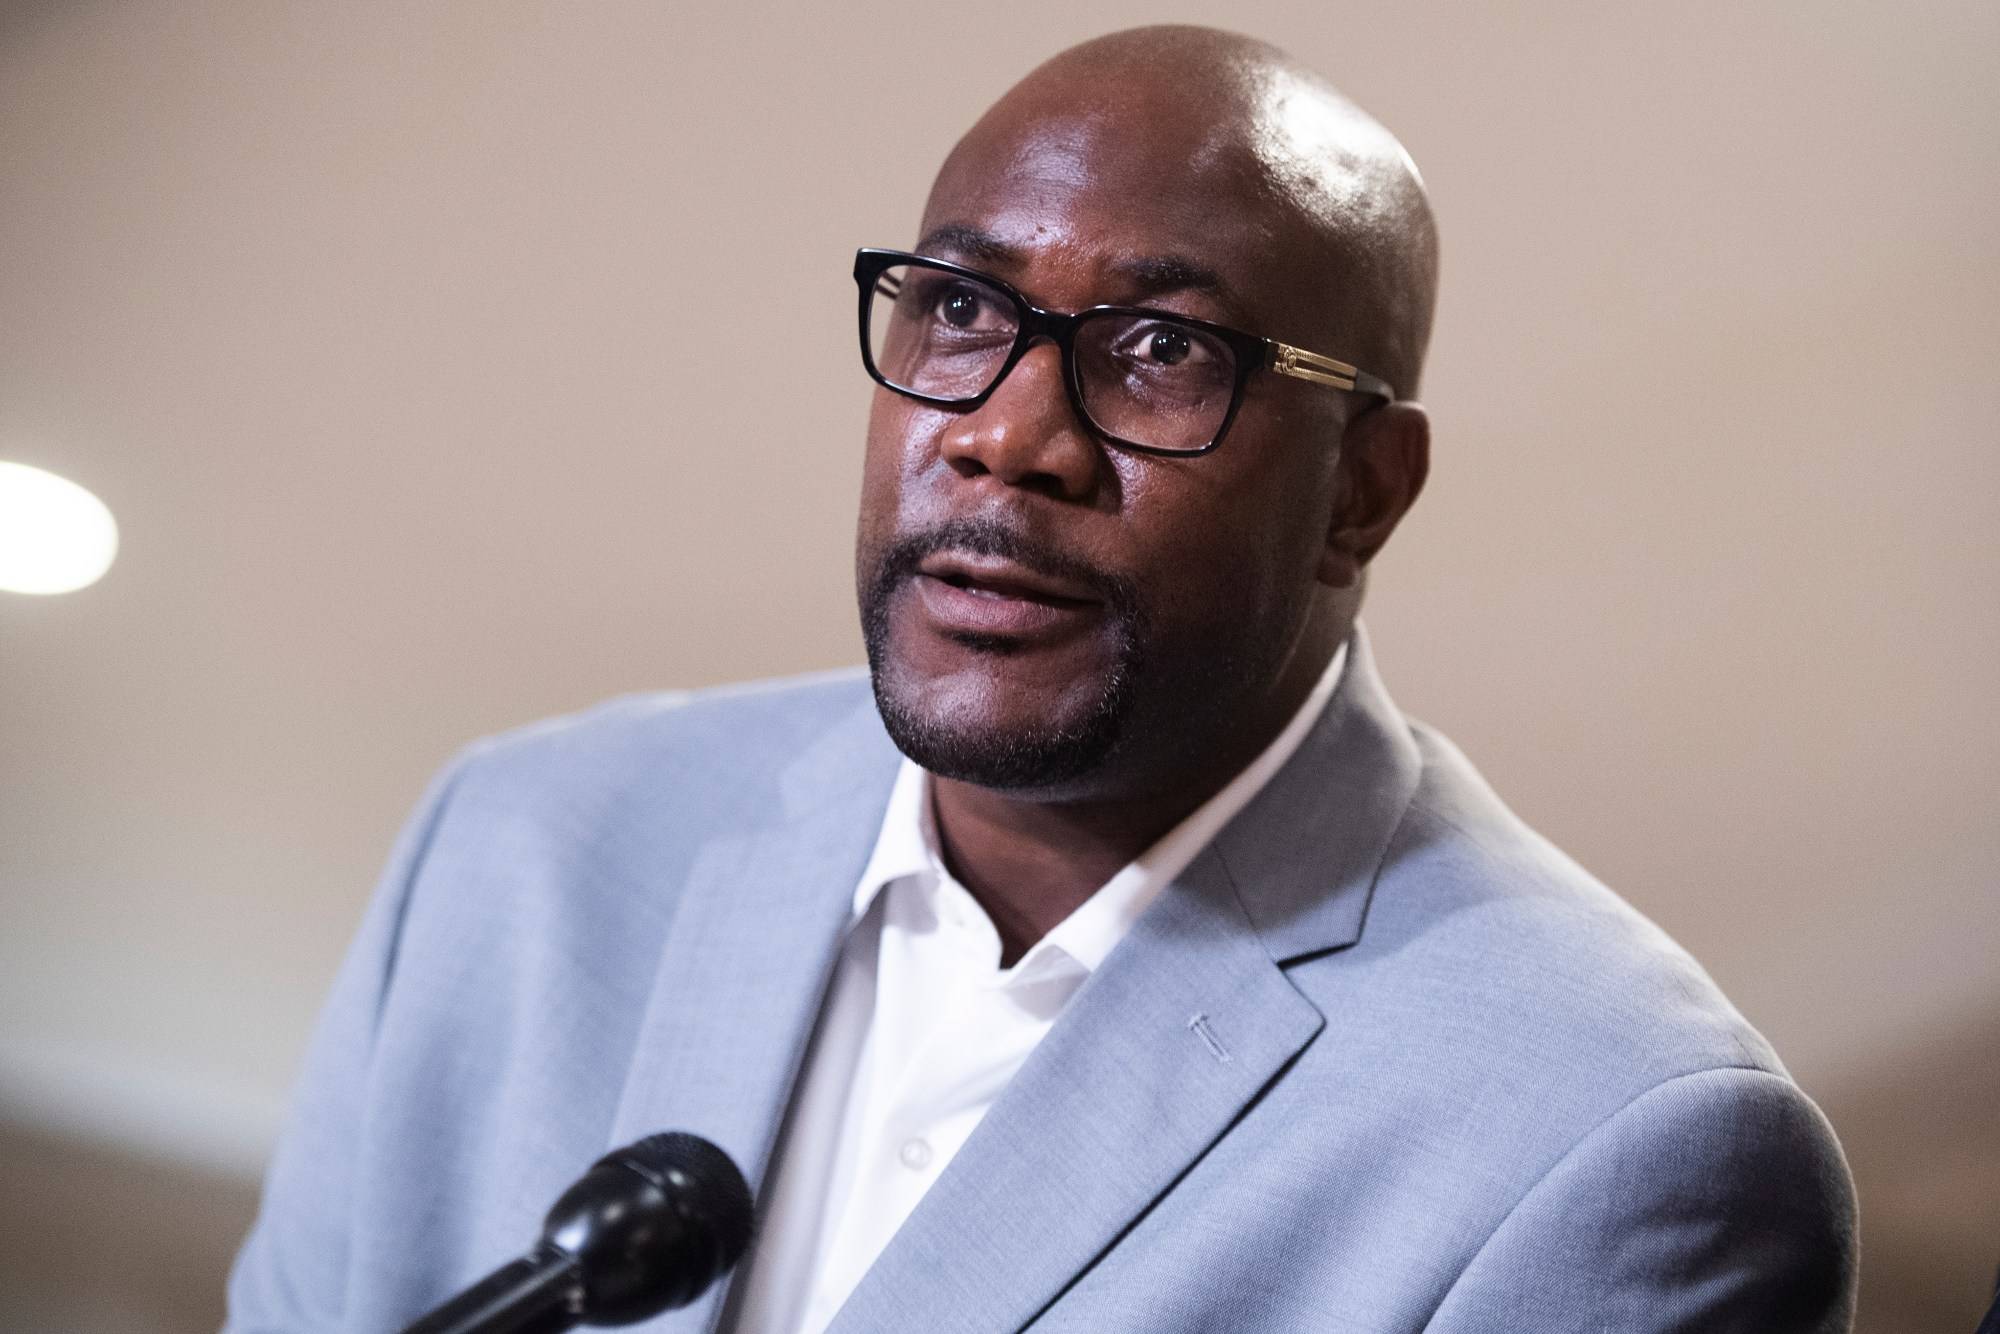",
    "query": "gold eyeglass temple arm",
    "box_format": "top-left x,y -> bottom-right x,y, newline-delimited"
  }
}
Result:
1268,342 -> 1394,400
